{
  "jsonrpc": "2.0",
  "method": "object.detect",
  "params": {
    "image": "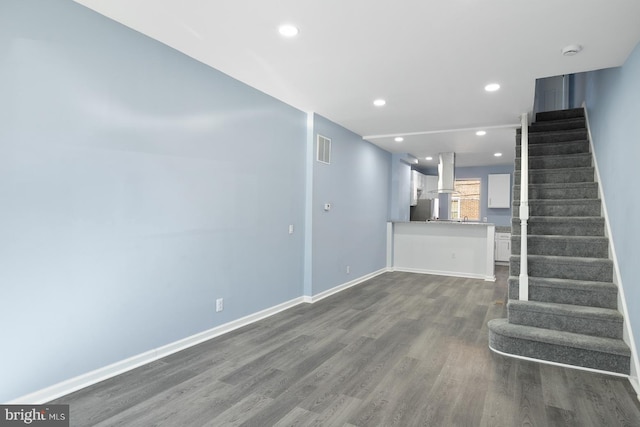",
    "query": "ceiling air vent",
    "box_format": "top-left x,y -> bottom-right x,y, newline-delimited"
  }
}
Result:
317,134 -> 331,164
